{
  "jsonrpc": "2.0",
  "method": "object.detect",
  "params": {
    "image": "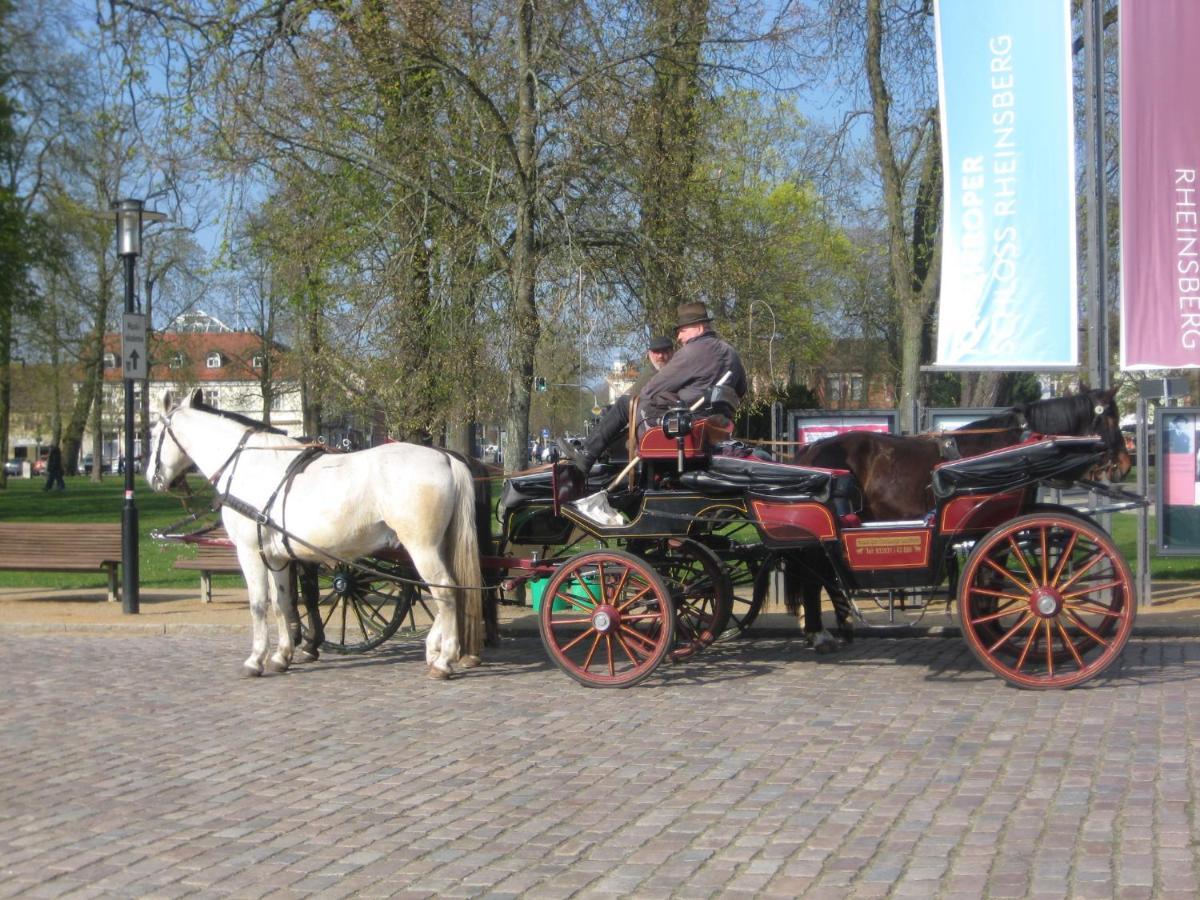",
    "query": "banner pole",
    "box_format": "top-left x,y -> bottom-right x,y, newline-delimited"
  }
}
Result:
1083,0 -> 1108,389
